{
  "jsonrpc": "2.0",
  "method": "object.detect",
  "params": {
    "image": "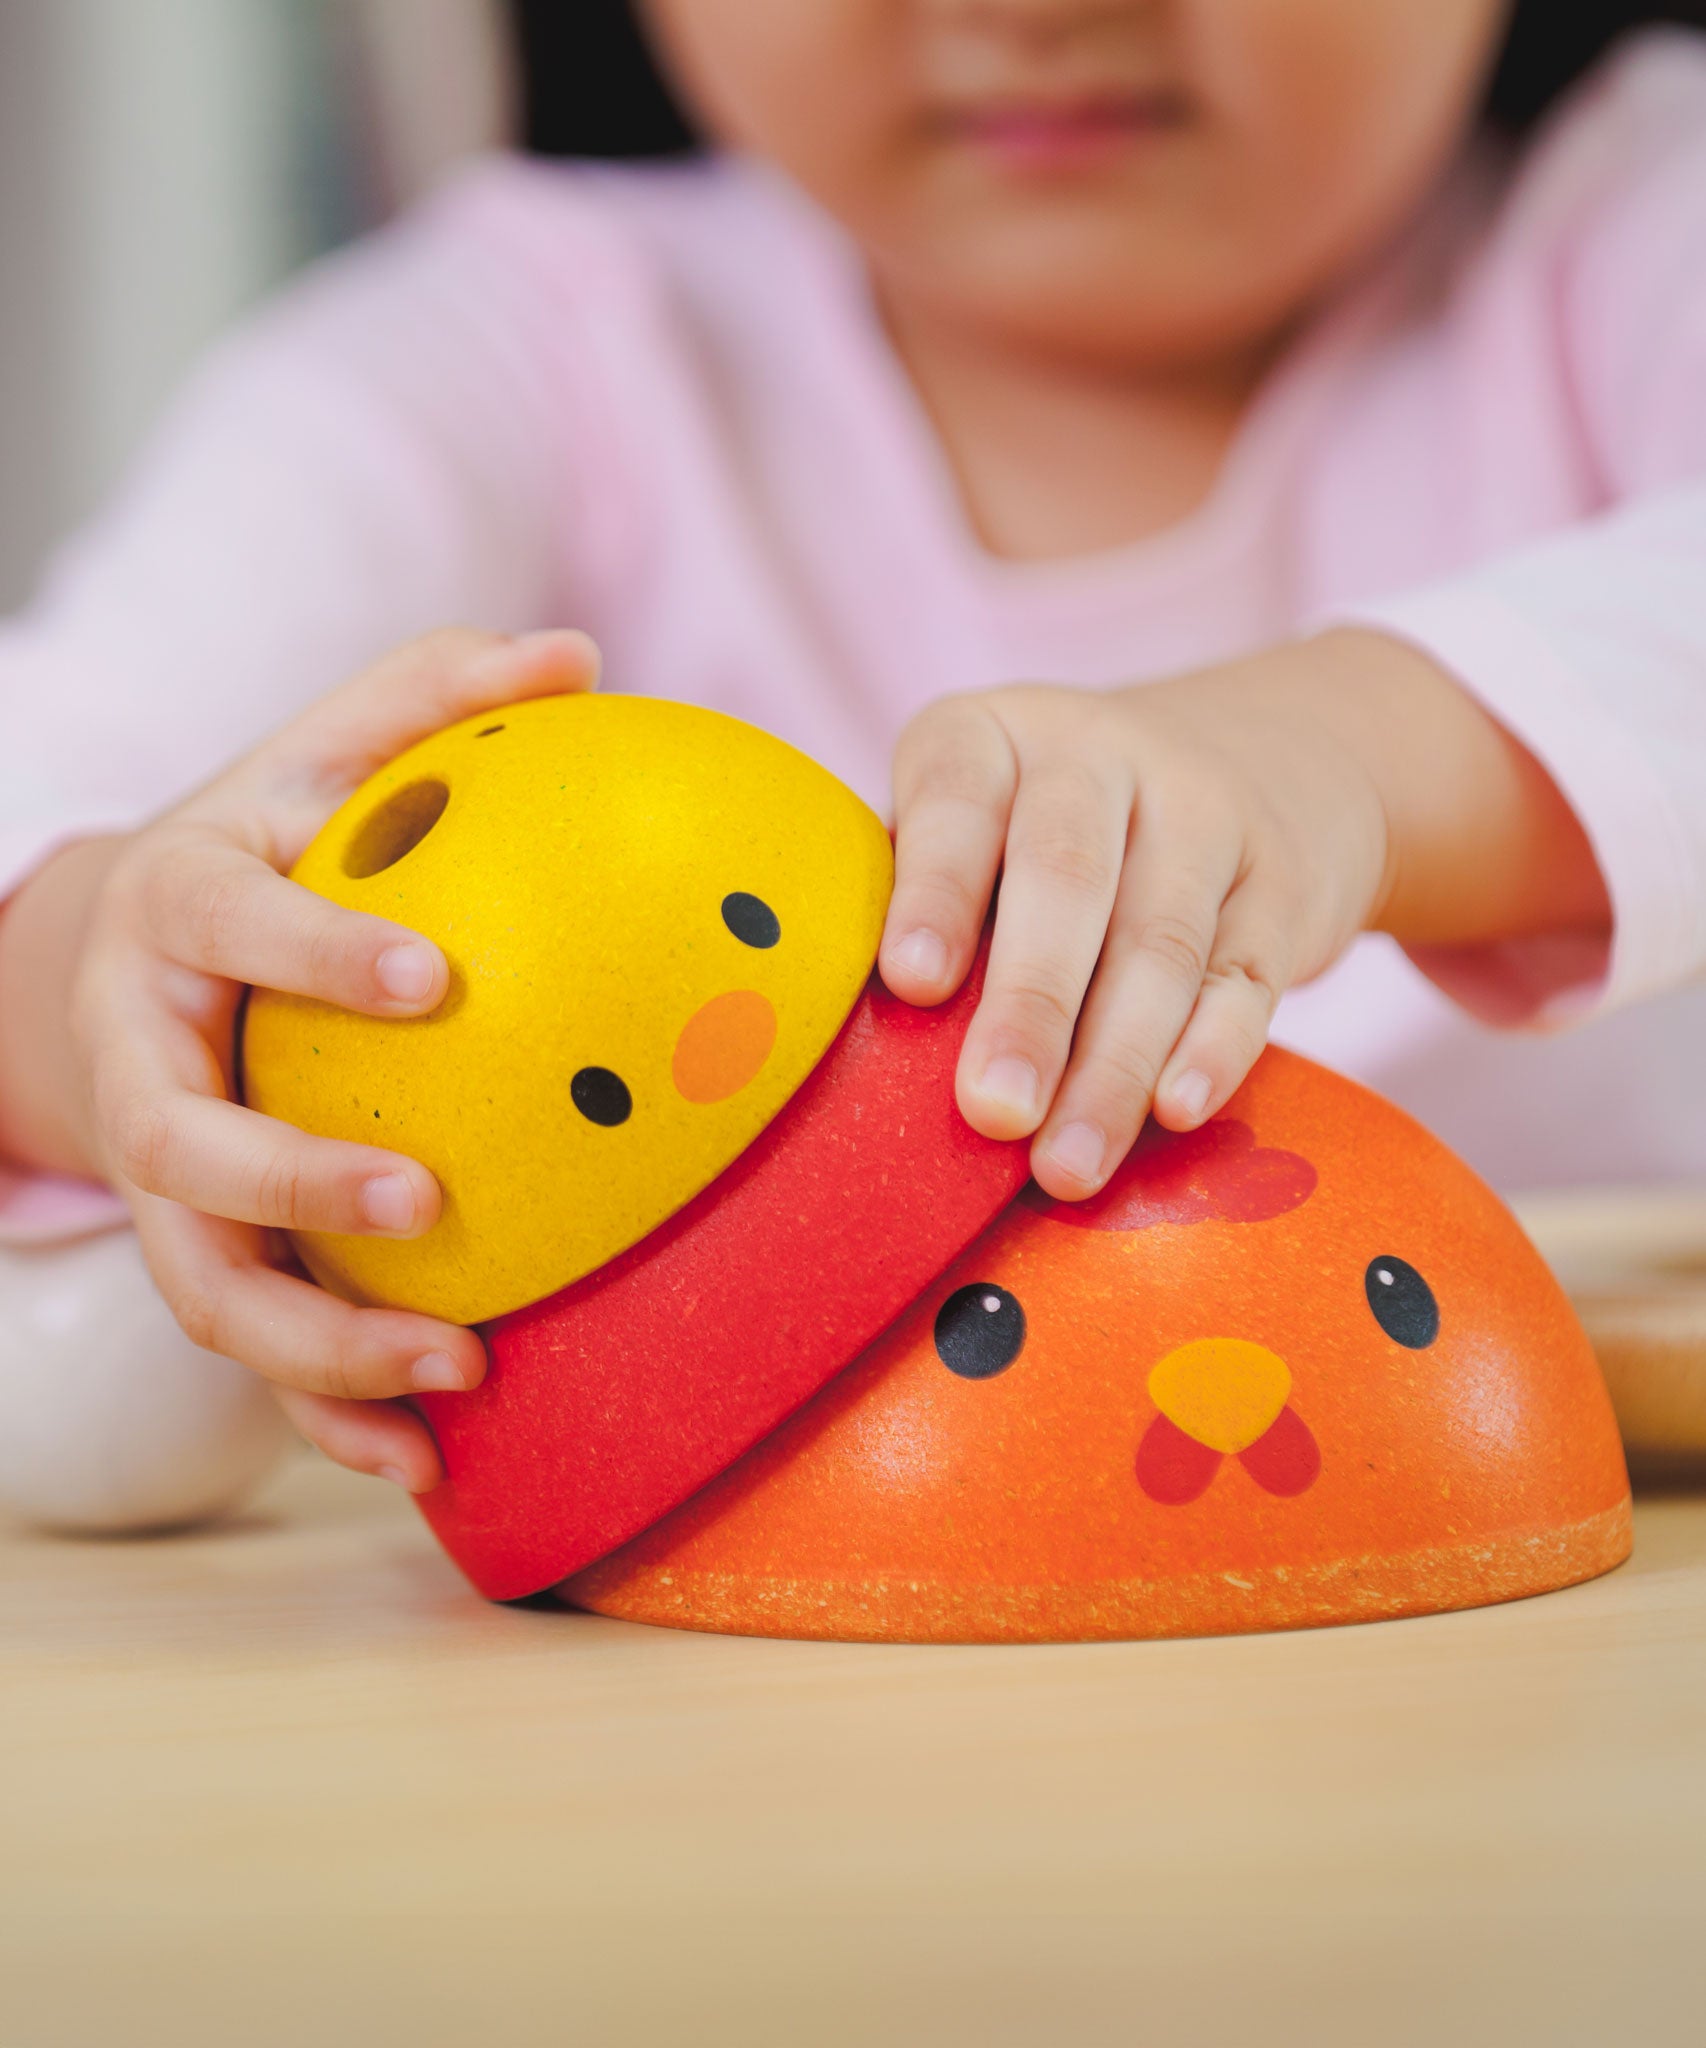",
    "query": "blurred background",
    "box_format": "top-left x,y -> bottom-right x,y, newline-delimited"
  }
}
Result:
0,0 -> 705,609
0,0 -> 516,610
